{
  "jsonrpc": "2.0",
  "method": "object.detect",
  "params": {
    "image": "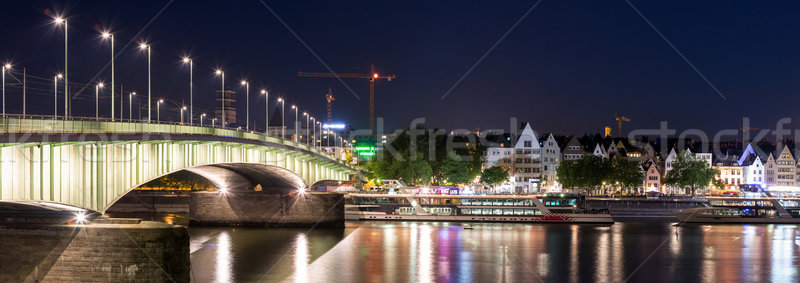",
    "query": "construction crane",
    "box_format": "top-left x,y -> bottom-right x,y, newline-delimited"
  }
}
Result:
298,65 -> 396,134
325,87 -> 335,123
738,125 -> 761,144
615,114 -> 631,137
